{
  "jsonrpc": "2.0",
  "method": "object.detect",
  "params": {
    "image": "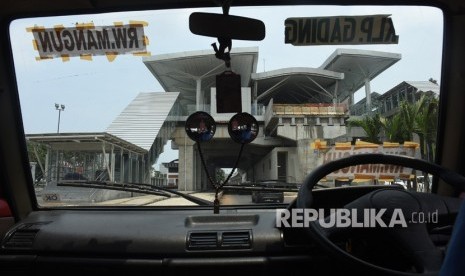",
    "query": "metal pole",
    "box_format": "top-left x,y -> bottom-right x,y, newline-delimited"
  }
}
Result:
365,78 -> 372,115
55,103 -> 64,133
57,109 -> 61,133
